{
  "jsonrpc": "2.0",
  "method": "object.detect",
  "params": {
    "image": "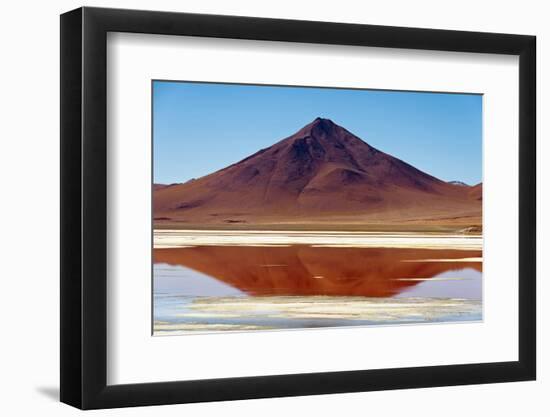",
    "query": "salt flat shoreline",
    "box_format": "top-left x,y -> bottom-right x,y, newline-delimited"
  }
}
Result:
154,229 -> 483,250
153,295 -> 482,335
